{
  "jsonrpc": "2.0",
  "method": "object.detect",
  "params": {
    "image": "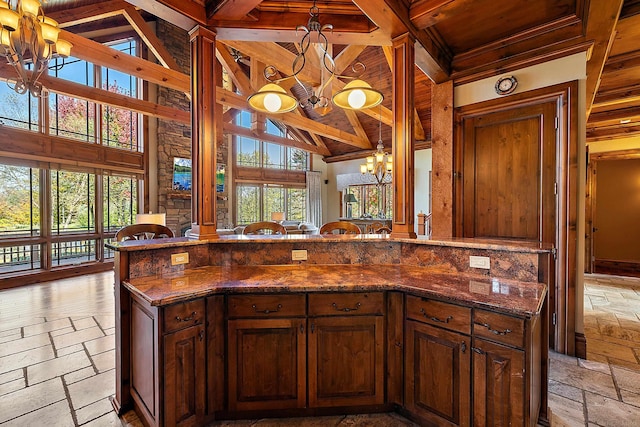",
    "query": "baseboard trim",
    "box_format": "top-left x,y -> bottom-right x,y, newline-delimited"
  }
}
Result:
594,259 -> 640,277
575,332 -> 587,359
